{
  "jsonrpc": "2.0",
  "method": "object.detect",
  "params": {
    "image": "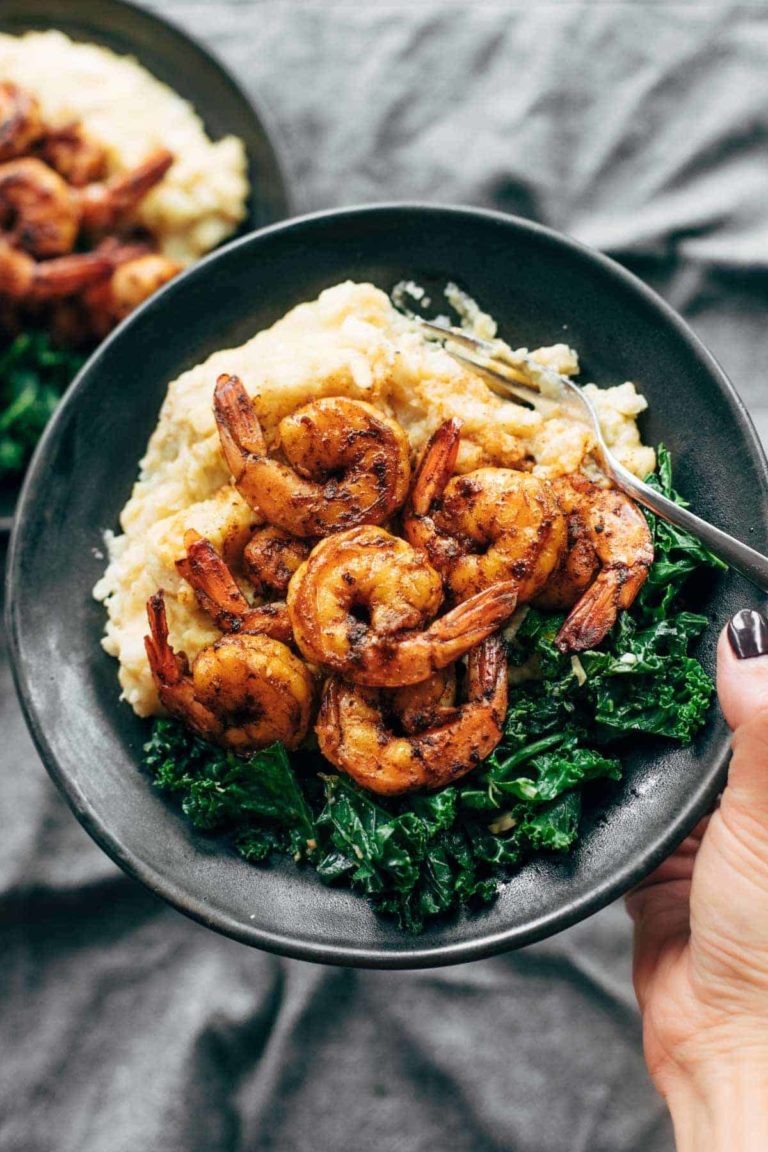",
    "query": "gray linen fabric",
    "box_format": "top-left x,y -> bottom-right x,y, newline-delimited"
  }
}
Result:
3,2 -> 768,1148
